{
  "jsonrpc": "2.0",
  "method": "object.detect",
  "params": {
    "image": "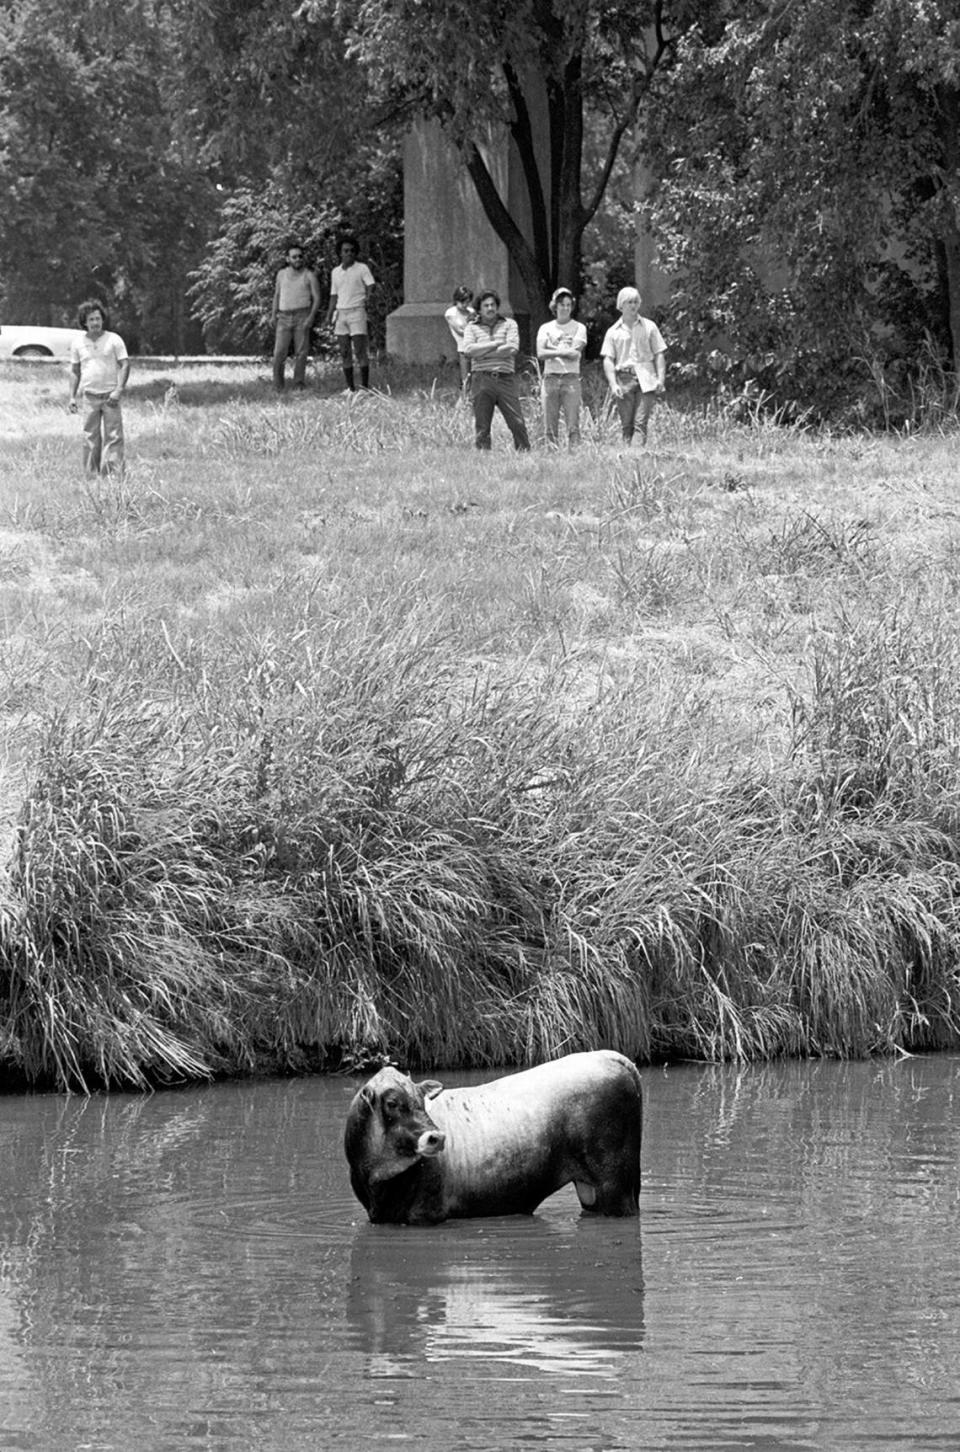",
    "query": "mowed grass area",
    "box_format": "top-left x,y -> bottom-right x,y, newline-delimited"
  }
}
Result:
2,354 -> 960,1088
